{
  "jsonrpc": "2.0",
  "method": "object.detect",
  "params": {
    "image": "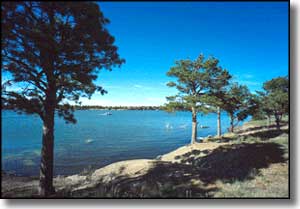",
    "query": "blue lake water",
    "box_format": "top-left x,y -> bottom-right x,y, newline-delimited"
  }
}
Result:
2,110 -> 245,176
